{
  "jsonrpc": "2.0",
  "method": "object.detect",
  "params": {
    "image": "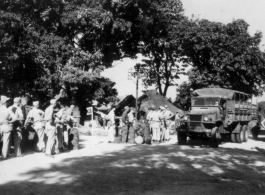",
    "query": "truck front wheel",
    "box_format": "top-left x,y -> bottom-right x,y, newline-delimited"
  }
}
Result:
177,131 -> 187,145
209,127 -> 220,148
